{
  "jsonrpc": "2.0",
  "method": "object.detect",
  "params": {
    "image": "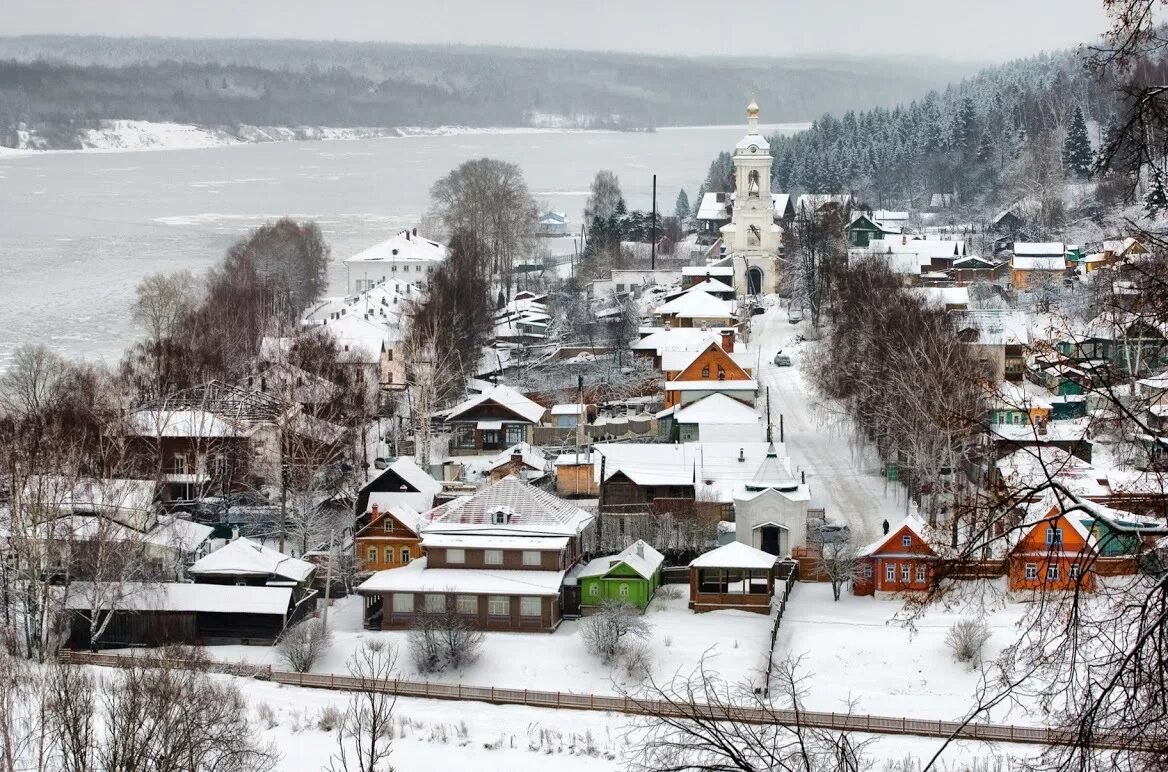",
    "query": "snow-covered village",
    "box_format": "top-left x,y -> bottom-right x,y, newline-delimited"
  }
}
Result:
5,2 -> 1168,770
